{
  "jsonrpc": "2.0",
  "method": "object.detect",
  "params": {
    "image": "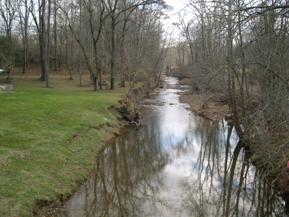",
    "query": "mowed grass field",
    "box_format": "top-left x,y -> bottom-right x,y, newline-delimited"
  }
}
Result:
0,74 -> 122,216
